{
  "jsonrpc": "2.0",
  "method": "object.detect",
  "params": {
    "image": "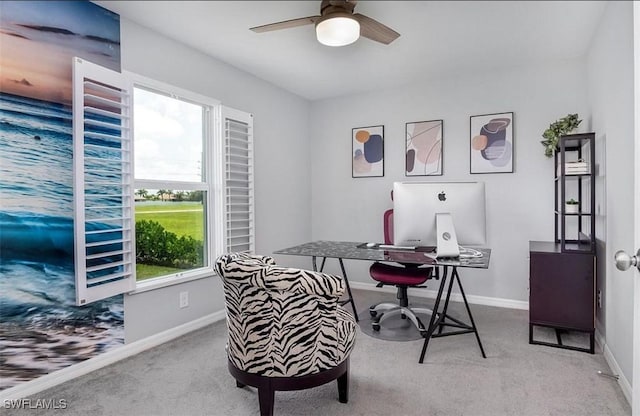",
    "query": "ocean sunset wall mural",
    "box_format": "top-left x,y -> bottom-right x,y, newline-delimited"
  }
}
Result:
0,1 -> 123,390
